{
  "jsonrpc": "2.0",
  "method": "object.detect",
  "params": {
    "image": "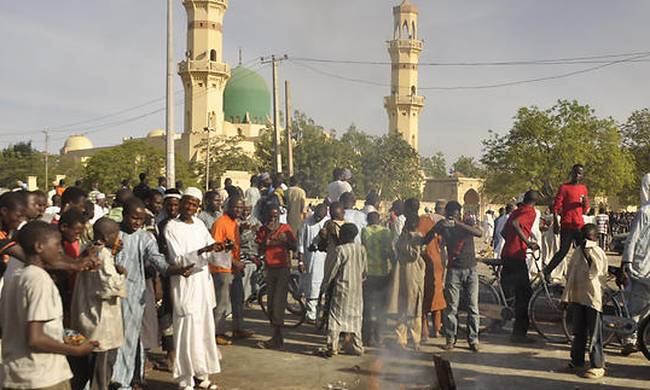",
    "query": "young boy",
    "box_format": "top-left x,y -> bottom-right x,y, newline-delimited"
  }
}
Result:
70,218 -> 128,390
320,223 -> 367,357
562,223 -> 608,379
0,221 -> 97,390
360,211 -> 392,346
58,208 -> 88,323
